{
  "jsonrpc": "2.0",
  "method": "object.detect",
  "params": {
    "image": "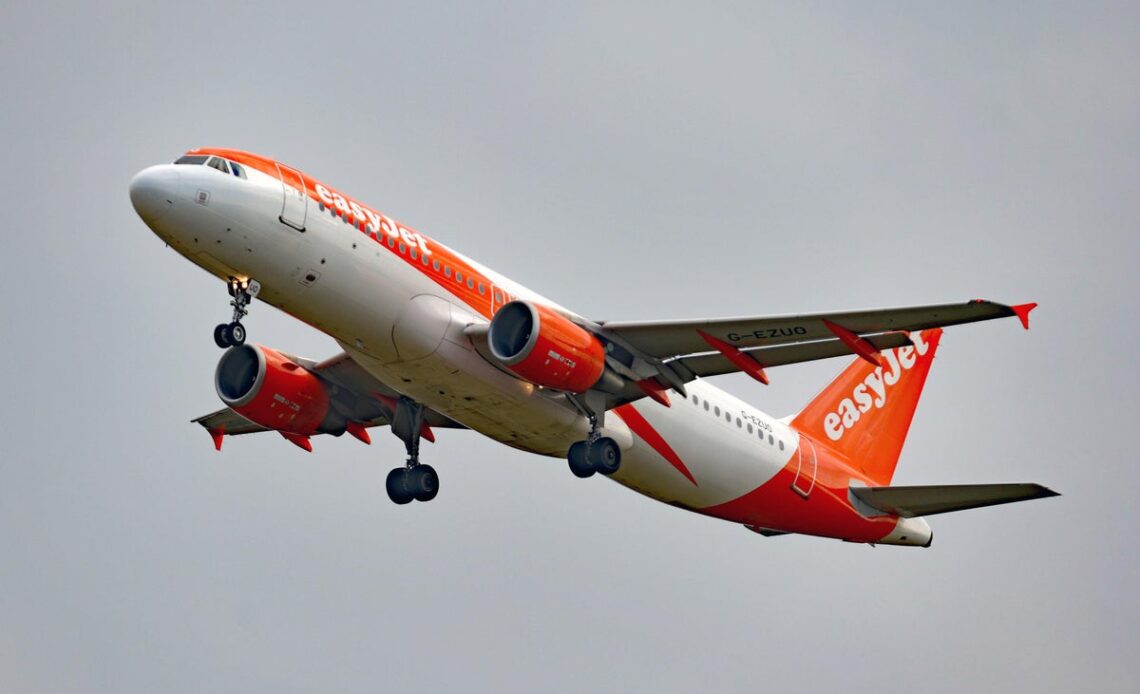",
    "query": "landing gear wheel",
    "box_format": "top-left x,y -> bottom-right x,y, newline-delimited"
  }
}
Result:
590,437 -> 621,476
385,468 -> 414,505
213,324 -> 232,348
407,464 -> 440,502
567,441 -> 595,478
228,322 -> 246,346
